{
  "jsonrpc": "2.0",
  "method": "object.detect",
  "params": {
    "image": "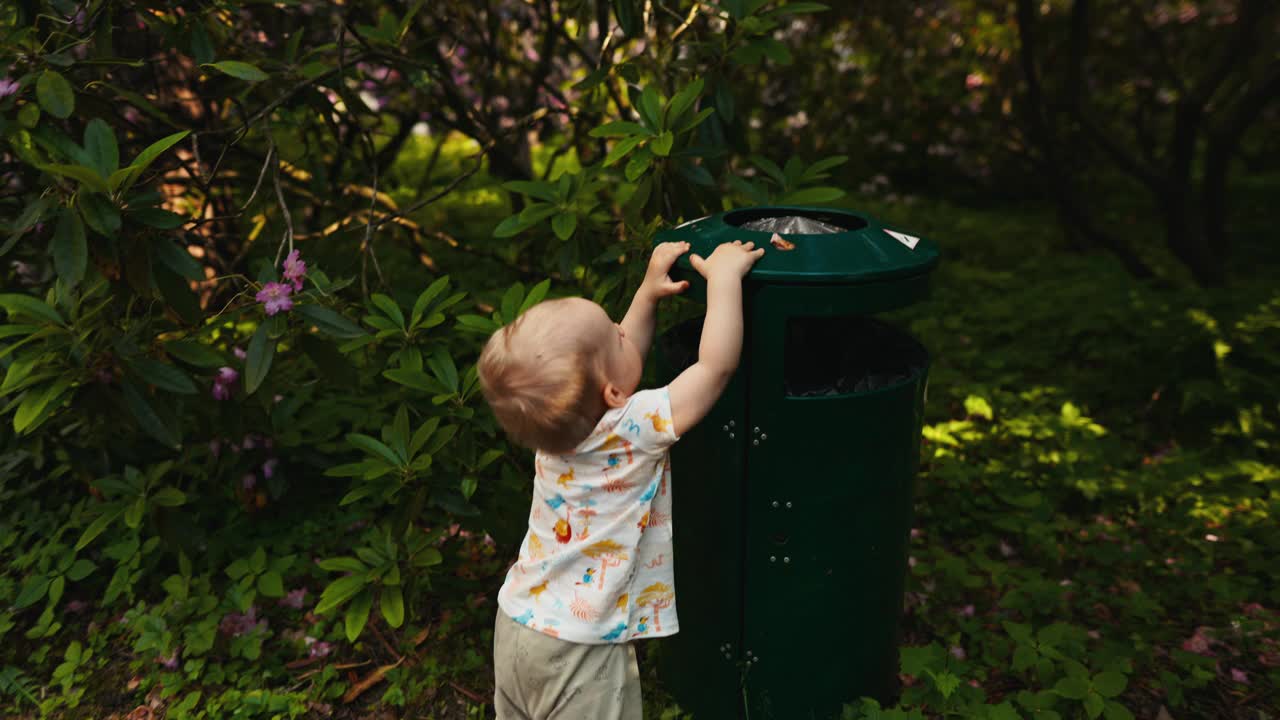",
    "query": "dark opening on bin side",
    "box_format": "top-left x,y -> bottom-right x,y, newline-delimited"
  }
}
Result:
784,316 -> 927,397
724,208 -> 867,235
659,316 -> 927,398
